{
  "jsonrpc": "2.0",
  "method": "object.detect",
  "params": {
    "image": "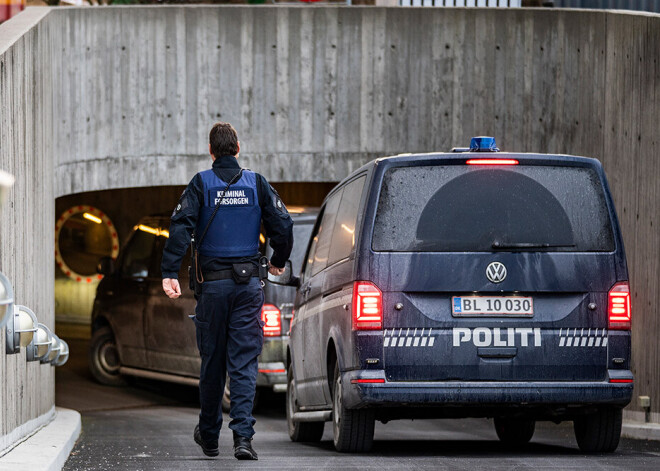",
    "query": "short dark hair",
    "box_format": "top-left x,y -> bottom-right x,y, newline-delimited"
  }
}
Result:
209,122 -> 239,157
